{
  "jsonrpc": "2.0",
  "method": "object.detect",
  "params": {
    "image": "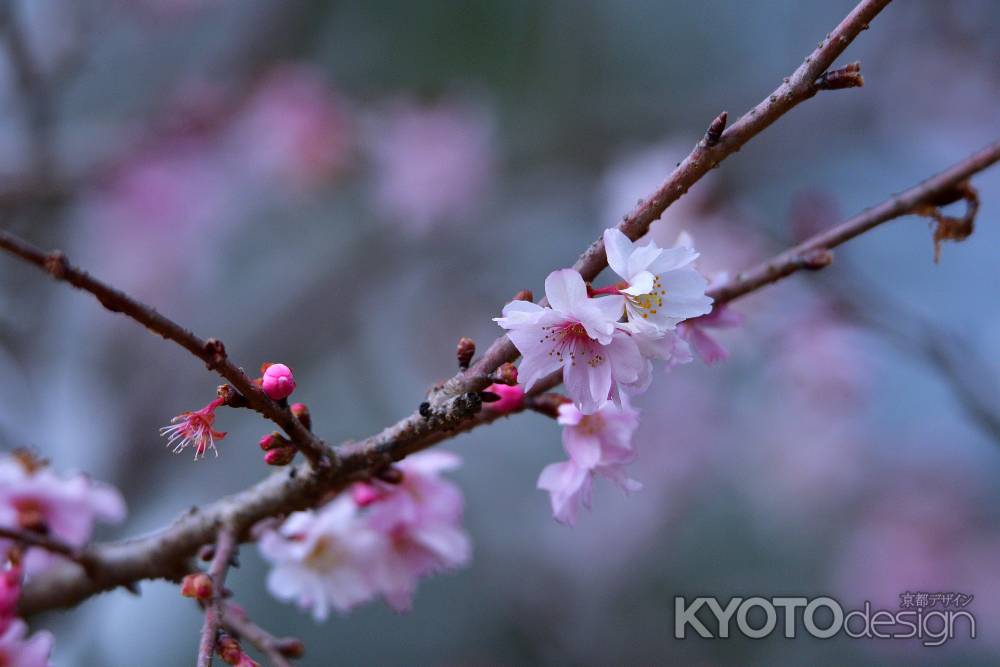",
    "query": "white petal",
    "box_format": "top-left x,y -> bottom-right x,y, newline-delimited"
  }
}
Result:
603,228 -> 633,279
621,270 -> 655,296
544,269 -> 588,312
626,242 -> 662,276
